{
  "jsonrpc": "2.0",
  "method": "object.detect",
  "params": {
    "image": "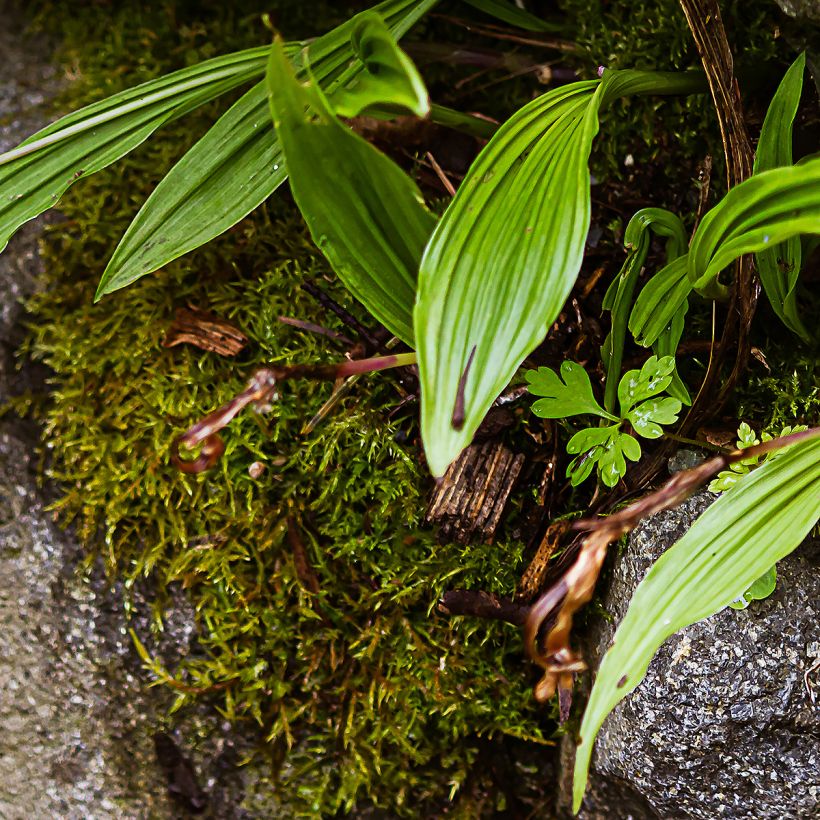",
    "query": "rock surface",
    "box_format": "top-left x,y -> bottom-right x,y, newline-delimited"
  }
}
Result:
0,6 -> 280,817
564,491 -> 820,820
